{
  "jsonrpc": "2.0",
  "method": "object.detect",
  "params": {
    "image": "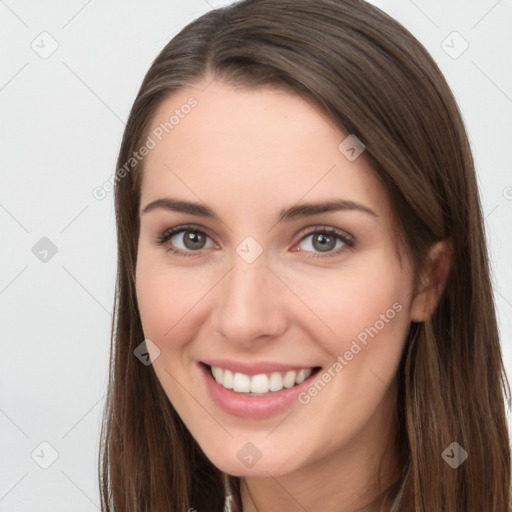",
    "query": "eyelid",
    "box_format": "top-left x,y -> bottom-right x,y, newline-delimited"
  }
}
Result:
295,224 -> 355,243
